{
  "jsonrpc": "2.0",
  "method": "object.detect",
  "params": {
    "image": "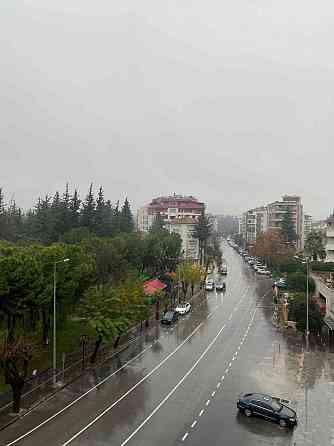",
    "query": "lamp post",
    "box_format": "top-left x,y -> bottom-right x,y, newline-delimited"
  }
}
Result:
306,257 -> 310,352
53,258 -> 70,386
80,334 -> 89,371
